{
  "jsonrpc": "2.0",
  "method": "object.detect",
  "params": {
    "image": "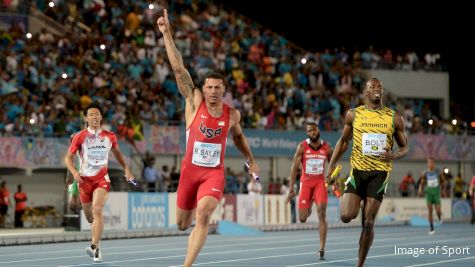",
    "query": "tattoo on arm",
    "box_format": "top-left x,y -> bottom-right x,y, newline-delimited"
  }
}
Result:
163,33 -> 194,99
